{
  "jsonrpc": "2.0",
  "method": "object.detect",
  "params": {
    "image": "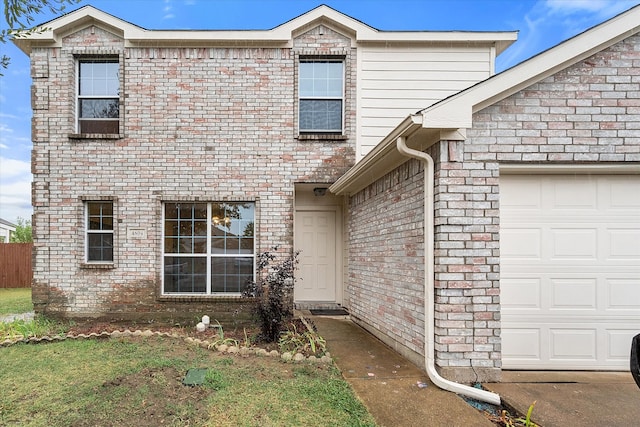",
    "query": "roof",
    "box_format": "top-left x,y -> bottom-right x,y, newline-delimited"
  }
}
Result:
0,218 -> 17,228
331,3 -> 640,196
13,4 -> 516,53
